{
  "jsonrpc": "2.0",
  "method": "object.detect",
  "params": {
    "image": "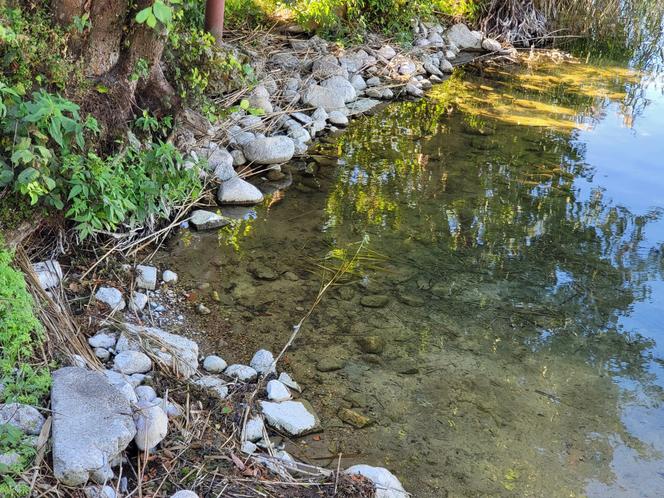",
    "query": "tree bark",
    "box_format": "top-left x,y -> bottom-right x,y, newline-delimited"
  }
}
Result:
205,0 -> 225,44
